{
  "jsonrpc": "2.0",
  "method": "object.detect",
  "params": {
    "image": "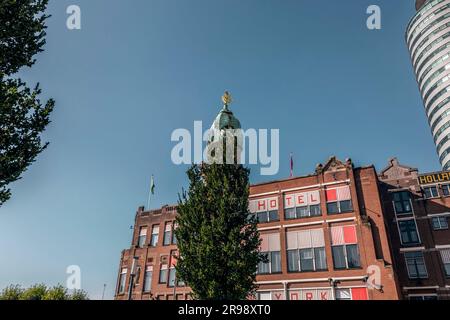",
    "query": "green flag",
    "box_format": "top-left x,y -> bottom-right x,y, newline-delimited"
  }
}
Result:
150,175 -> 155,195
